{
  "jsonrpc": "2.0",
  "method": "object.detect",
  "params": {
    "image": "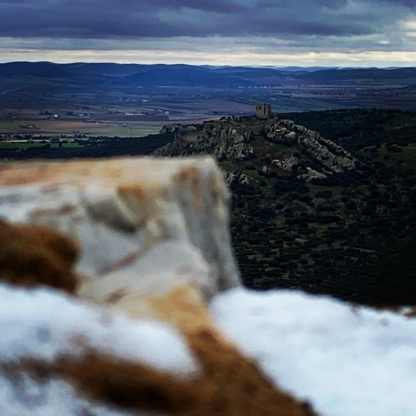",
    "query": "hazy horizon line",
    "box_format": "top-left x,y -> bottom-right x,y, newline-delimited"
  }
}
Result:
1,60 -> 415,69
